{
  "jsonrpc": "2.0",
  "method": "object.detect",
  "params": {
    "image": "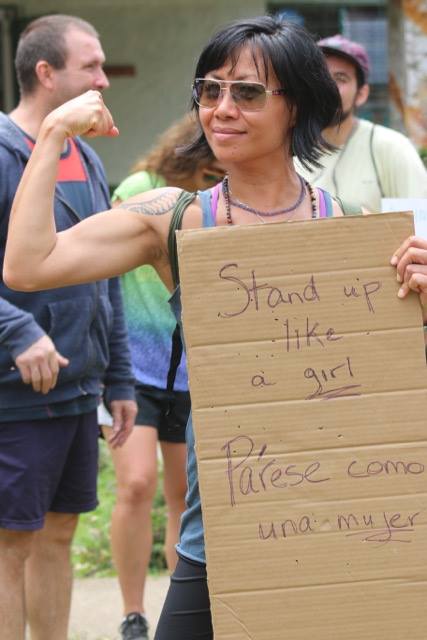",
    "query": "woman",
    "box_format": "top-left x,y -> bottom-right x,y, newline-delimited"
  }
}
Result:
103,115 -> 223,640
5,16 -> 426,640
